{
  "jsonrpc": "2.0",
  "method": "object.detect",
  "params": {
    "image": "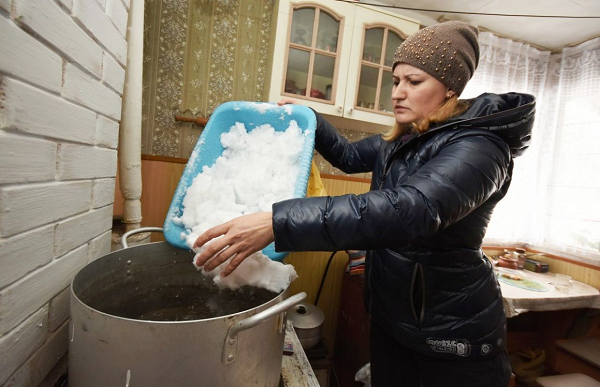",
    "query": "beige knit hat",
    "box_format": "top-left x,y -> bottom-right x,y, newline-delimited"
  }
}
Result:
392,21 -> 479,96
